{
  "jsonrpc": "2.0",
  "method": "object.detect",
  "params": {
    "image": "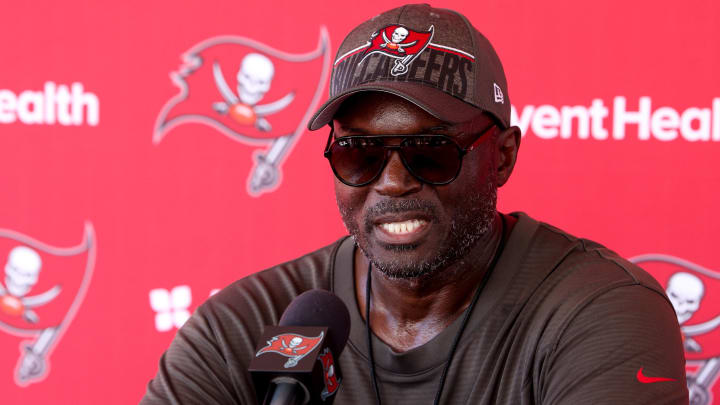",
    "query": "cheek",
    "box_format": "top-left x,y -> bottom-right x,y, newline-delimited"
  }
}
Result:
333,180 -> 366,223
444,156 -> 494,199
459,148 -> 497,186
434,151 -> 498,215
